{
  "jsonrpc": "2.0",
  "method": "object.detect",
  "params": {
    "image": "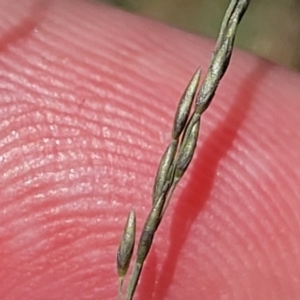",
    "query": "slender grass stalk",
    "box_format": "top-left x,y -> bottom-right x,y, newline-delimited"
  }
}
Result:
117,1 -> 251,299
